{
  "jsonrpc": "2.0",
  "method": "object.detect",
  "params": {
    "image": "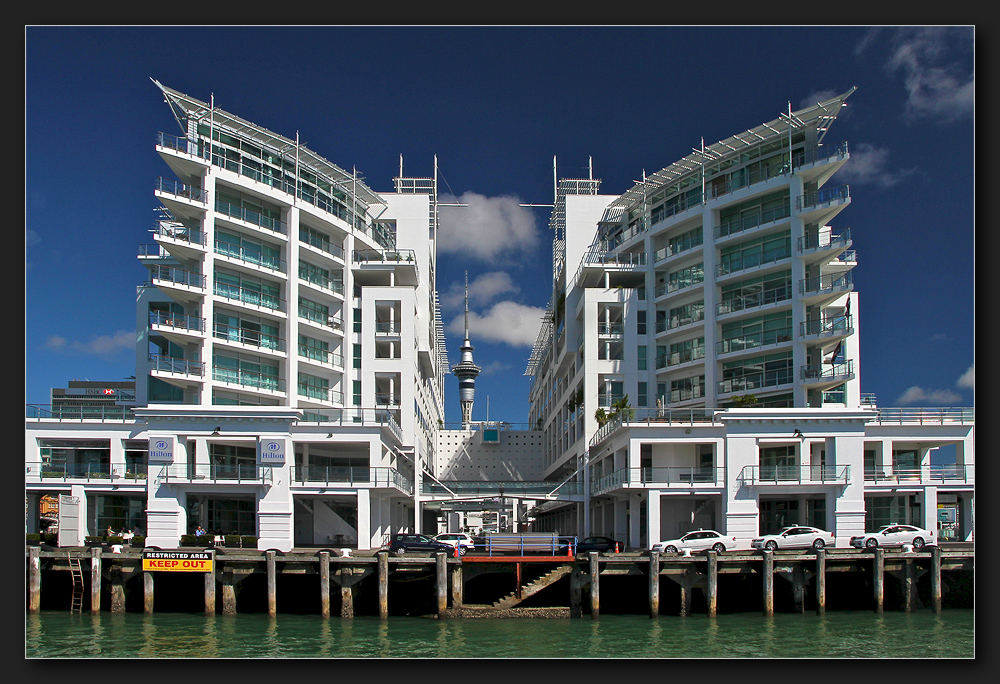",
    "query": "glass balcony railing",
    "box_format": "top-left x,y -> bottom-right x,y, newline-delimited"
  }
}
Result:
148,265 -> 206,290
801,360 -> 854,382
297,384 -> 344,404
797,227 -> 850,253
299,230 -> 345,260
799,272 -> 853,296
150,311 -> 205,333
155,176 -> 207,203
717,285 -> 791,316
656,346 -> 706,369
715,203 -> 791,240
738,465 -> 851,485
717,368 -> 793,394
157,463 -> 272,484
864,465 -> 974,483
26,405 -> 138,422
213,323 -> 283,352
800,315 -> 852,337
150,354 -> 205,377
155,221 -> 206,247
214,282 -> 284,312
215,199 -> 286,234
212,366 -> 282,392
215,242 -> 284,272
716,330 -> 792,355
796,184 -> 850,211
25,462 -> 114,481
